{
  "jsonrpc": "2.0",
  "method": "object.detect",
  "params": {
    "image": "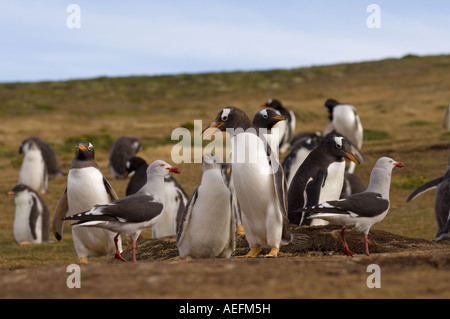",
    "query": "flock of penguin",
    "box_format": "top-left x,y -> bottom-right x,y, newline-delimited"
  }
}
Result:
7,98 -> 450,263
